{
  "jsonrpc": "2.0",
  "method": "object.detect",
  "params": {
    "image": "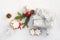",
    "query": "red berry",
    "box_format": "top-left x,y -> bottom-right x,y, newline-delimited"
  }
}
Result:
25,11 -> 31,17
